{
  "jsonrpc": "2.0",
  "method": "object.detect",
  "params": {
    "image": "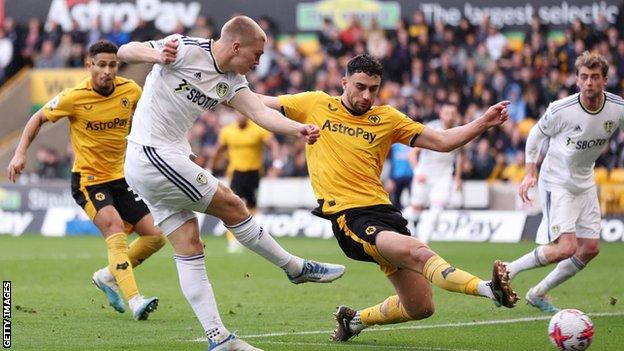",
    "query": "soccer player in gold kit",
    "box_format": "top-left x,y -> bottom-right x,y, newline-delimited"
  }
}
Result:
7,40 -> 166,320
259,54 -> 519,341
208,111 -> 281,253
